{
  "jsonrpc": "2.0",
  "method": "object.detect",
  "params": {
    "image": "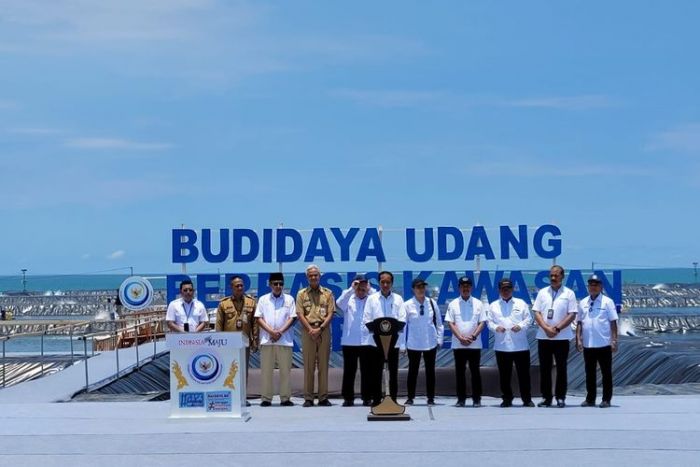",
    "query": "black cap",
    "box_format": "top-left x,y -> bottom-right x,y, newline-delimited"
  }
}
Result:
411,278 -> 429,288
269,272 -> 284,283
353,273 -> 368,283
587,274 -> 603,284
458,276 -> 473,286
498,278 -> 514,289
